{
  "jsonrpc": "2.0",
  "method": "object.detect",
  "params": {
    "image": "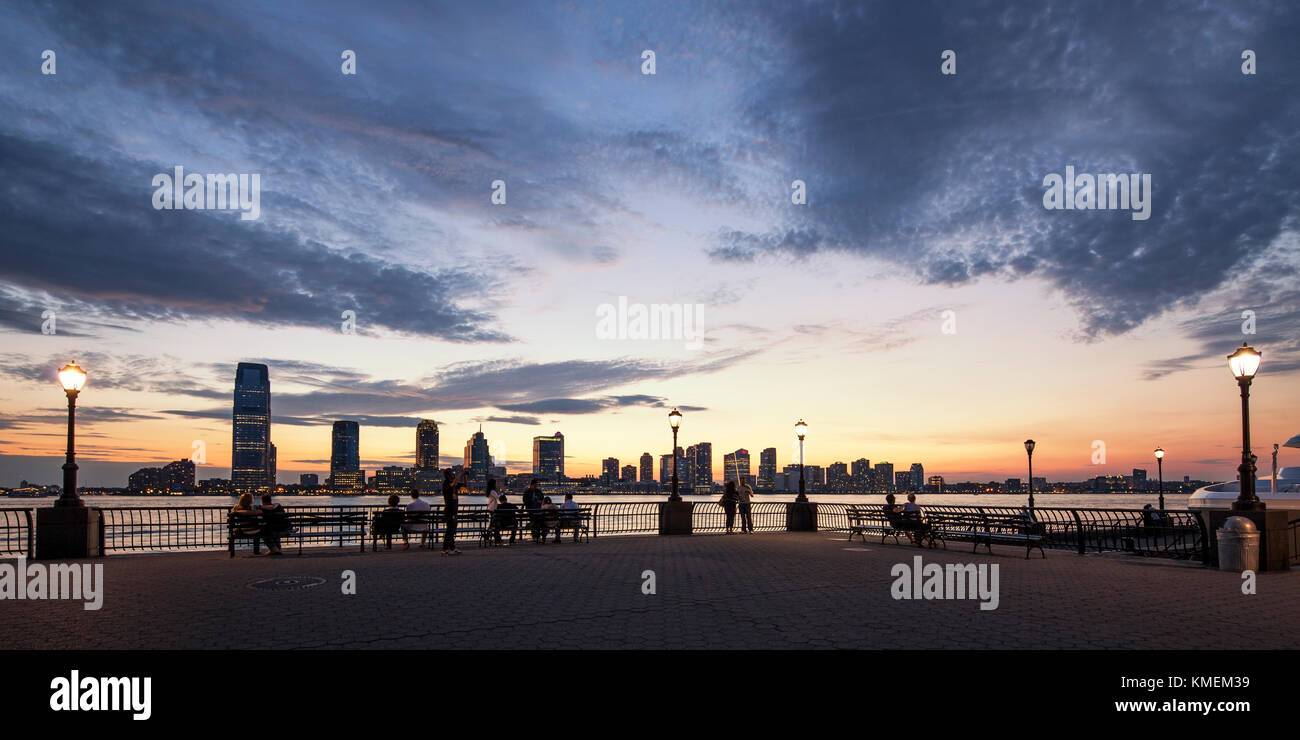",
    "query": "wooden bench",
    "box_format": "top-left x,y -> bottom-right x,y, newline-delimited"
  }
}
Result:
370,509 -> 439,550
488,507 -> 592,545
846,505 -> 932,547
228,510 -> 368,557
926,510 -> 1046,559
